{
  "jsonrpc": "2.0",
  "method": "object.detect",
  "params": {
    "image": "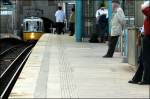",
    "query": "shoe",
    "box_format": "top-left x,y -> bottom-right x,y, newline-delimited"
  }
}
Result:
100,41 -> 105,43
103,55 -> 113,58
128,80 -> 139,84
100,40 -> 105,43
89,39 -> 99,43
69,33 -> 73,36
69,34 -> 73,36
138,82 -> 150,85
